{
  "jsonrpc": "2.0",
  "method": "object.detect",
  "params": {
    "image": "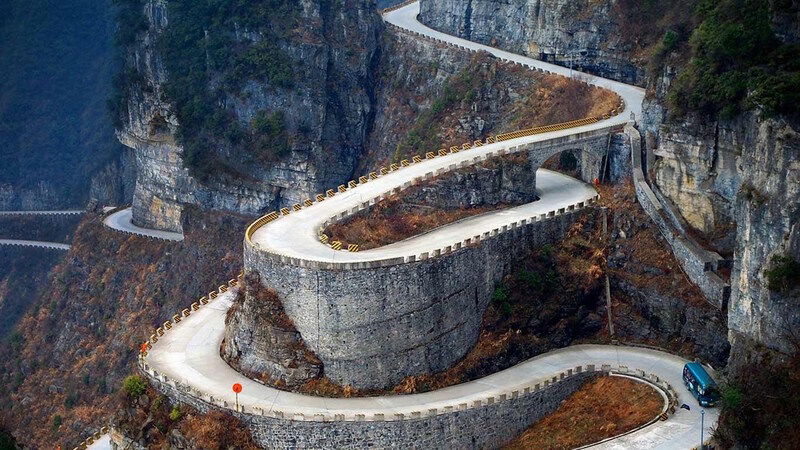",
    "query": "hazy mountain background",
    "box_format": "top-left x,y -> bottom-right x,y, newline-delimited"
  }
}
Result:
0,0 -> 125,209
